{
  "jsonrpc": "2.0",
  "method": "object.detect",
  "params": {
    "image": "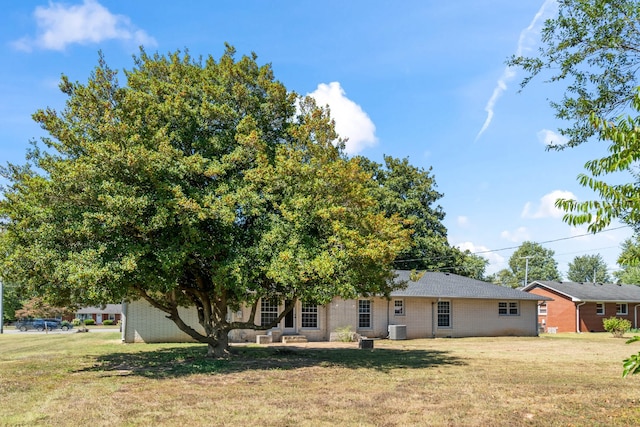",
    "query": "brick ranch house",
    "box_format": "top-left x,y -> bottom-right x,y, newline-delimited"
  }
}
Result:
122,271 -> 550,344
523,281 -> 640,333
63,304 -> 123,325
